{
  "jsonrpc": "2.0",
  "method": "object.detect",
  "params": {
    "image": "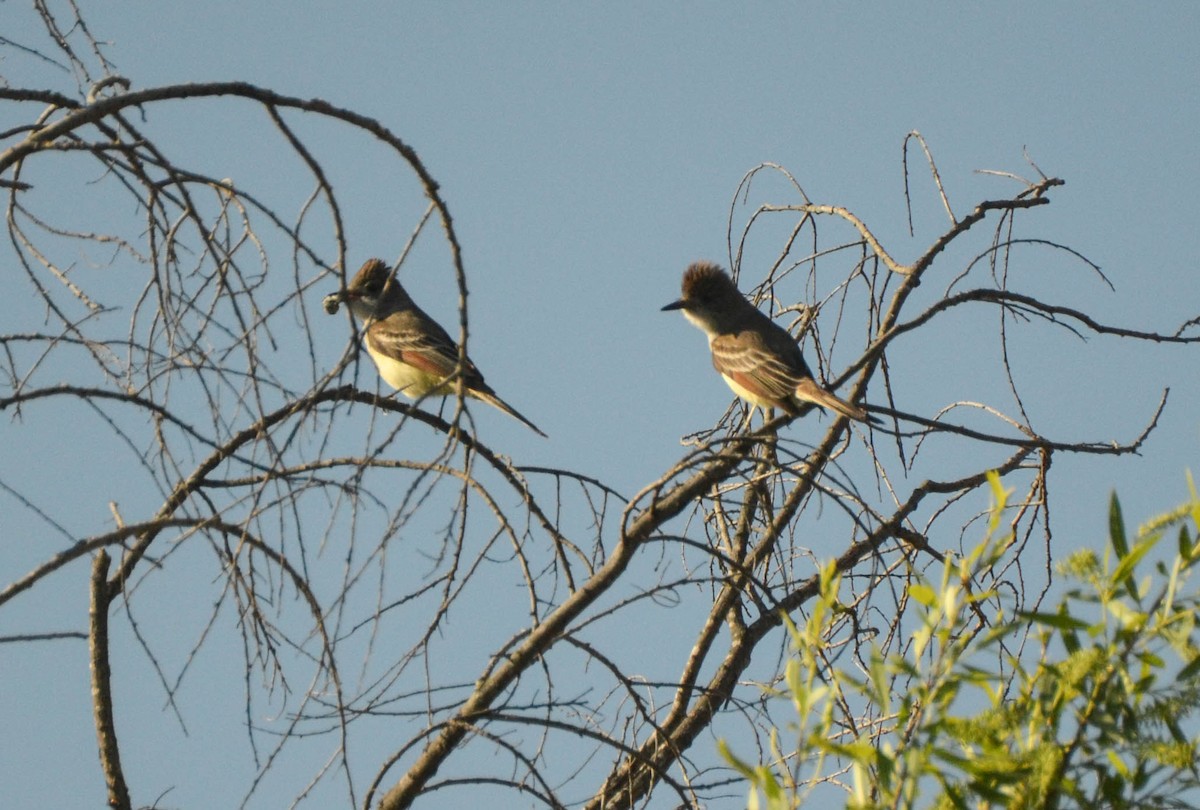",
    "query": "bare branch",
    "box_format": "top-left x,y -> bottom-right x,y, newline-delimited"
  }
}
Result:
89,550 -> 132,810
